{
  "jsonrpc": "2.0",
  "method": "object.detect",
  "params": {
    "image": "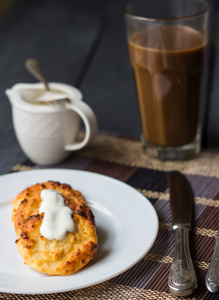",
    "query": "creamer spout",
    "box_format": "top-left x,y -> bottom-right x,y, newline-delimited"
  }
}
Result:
5,89 -> 17,105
